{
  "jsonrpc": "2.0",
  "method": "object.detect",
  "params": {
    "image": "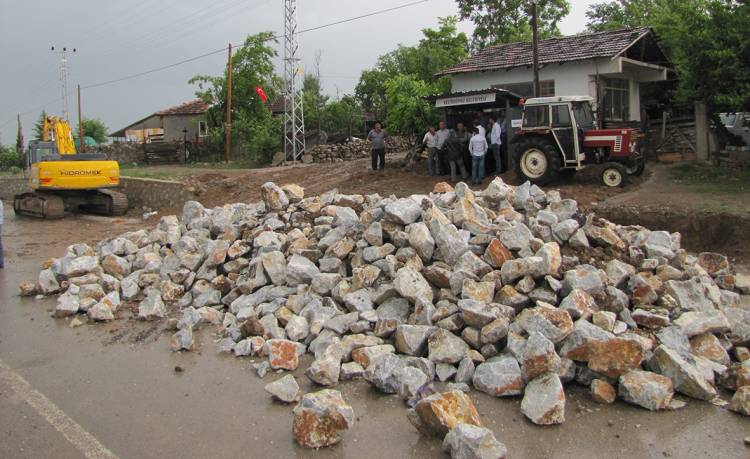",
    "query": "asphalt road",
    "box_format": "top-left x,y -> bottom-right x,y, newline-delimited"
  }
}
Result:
1,204 -> 749,459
